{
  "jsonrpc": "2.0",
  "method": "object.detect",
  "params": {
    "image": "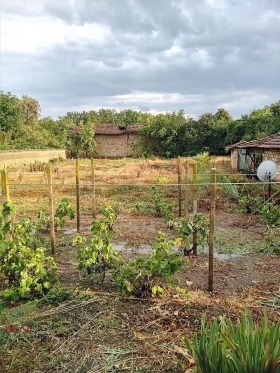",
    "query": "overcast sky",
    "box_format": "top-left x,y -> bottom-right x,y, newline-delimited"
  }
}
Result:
1,0 -> 280,119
